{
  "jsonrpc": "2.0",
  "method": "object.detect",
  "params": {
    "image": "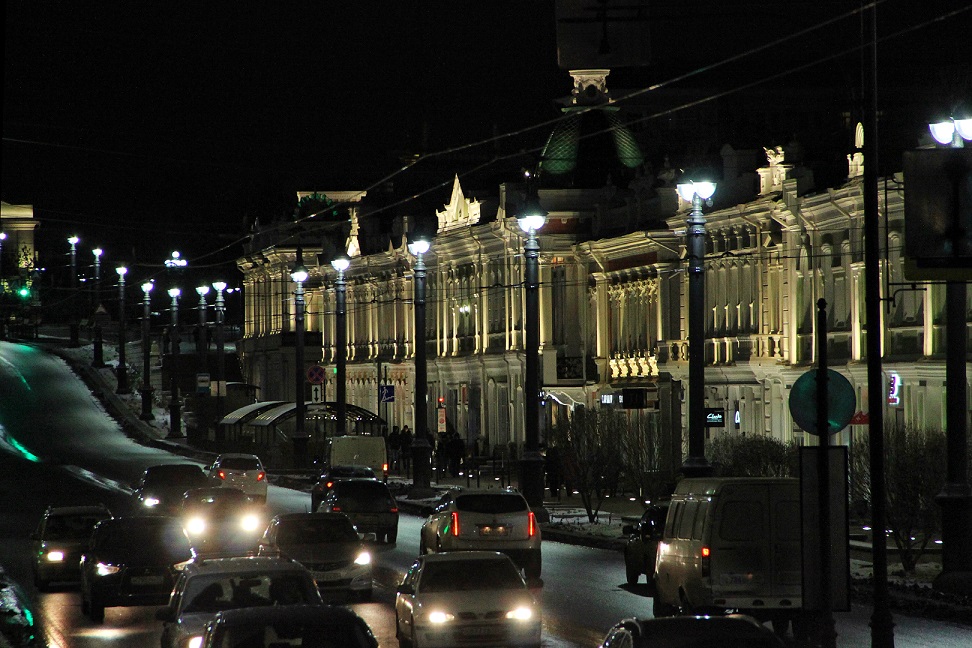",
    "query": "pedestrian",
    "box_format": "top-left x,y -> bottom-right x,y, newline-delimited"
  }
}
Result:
400,426 -> 412,473
387,426 -> 401,473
